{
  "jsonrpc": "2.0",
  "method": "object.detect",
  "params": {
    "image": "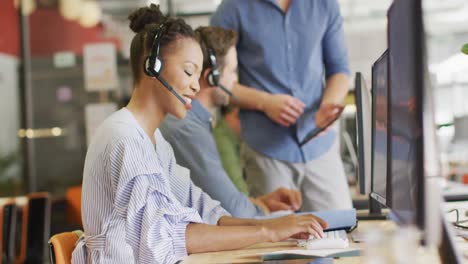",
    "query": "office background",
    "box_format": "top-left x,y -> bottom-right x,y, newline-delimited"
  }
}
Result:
0,0 -> 467,201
